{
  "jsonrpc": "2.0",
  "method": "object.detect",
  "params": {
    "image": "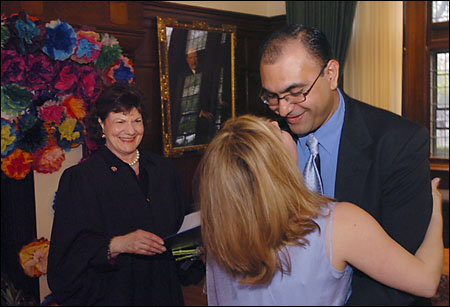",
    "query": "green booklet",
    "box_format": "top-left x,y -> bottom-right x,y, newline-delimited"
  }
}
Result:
164,211 -> 202,261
